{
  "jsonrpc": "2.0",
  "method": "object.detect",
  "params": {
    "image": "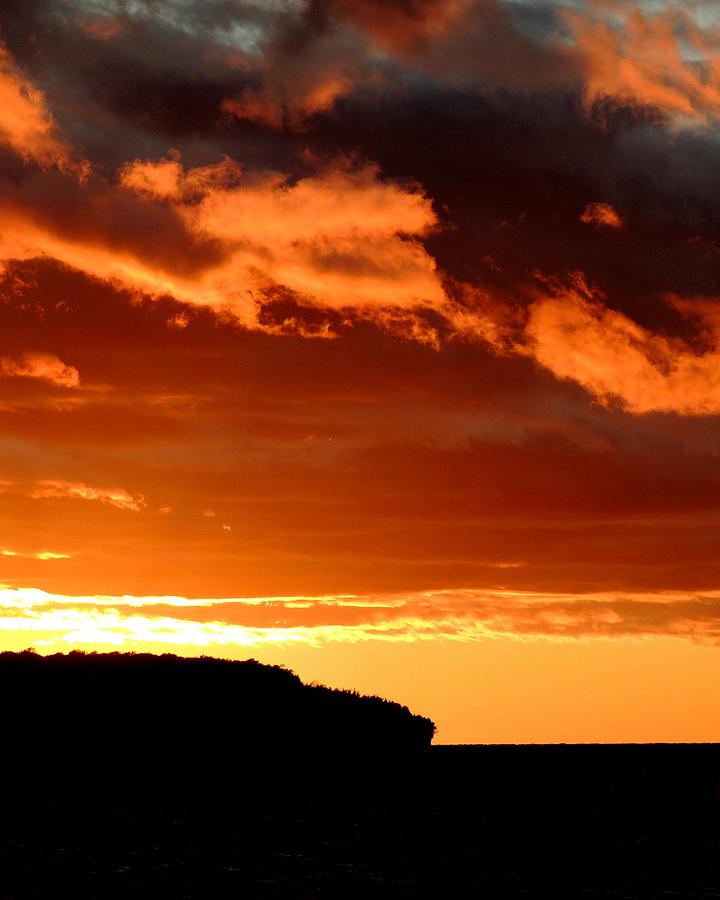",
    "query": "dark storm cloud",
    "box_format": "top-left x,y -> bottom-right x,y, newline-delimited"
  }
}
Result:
5,0 -> 718,314
0,0 -> 581,164
317,87 -> 720,314
0,0 -> 292,167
